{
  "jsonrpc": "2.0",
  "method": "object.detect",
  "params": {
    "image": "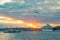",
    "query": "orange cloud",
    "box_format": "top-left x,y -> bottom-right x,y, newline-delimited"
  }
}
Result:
49,6 -> 60,9
0,16 -> 60,28
50,24 -> 60,27
0,16 -> 44,28
0,0 -> 11,4
0,0 -> 3,2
